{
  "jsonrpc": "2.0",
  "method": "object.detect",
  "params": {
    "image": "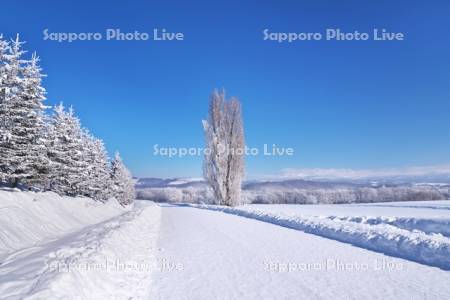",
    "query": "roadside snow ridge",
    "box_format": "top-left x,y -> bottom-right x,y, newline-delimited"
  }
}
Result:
192,204 -> 450,270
